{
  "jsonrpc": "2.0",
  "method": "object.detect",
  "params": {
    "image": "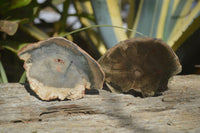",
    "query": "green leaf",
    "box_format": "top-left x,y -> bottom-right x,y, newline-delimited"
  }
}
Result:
172,12 -> 200,51
166,0 -> 200,48
128,0 -> 200,51
0,0 -> 32,13
0,60 -> 8,83
0,77 -> 3,83
20,23 -> 49,41
0,40 -> 28,54
130,0 -> 165,38
90,0 -> 127,48
51,0 -> 66,5
163,0 -> 189,41
9,0 -> 32,11
73,0 -> 106,55
127,0 -> 140,37
19,71 -> 26,83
